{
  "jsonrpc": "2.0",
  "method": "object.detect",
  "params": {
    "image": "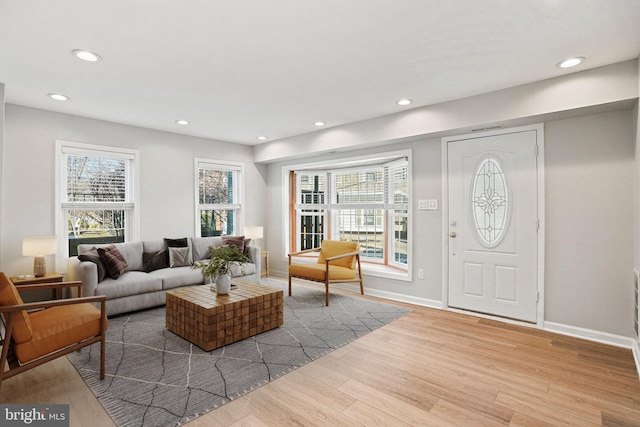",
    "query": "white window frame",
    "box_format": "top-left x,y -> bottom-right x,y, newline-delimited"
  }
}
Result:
385,158 -> 410,269
295,171 -> 327,252
194,158 -> 245,237
284,149 -> 412,281
55,140 -> 140,271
